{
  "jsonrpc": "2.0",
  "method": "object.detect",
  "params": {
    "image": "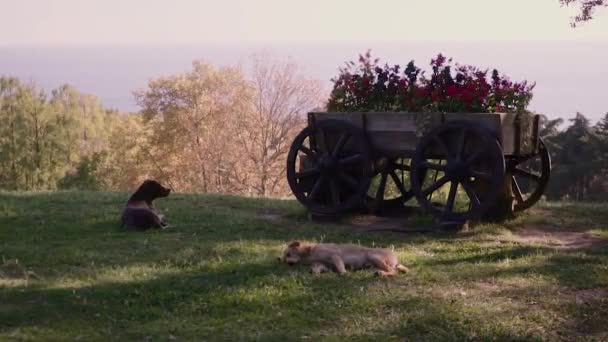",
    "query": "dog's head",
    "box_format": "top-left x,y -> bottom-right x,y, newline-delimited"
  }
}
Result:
279,241 -> 310,266
130,179 -> 171,202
